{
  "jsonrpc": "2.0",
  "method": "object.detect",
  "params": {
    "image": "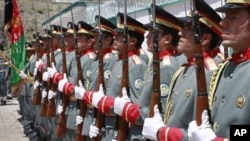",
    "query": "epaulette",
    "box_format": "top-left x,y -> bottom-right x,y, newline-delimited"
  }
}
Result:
132,55 -> 142,65
162,56 -> 171,66
140,48 -> 146,54
208,60 -> 229,112
104,53 -> 110,60
87,52 -> 95,59
204,56 -> 218,71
